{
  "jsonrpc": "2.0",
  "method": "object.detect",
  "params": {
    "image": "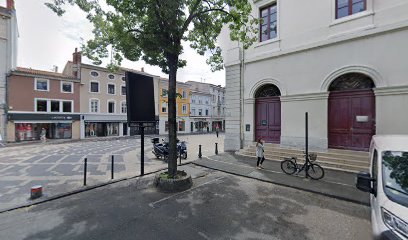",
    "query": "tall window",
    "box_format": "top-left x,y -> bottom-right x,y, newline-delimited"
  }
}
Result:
260,4 -> 277,42
61,82 -> 73,93
336,0 -> 366,19
199,109 -> 202,116
121,86 -> 126,95
121,101 -> 127,114
51,101 -> 60,112
62,101 -> 72,113
108,84 -> 115,94
35,78 -> 49,91
162,102 -> 167,113
36,99 -> 47,112
90,82 -> 99,93
182,104 -> 187,114
90,99 -> 99,113
205,109 -> 209,116
191,108 -> 196,116
108,101 -> 115,113
182,90 -> 187,99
